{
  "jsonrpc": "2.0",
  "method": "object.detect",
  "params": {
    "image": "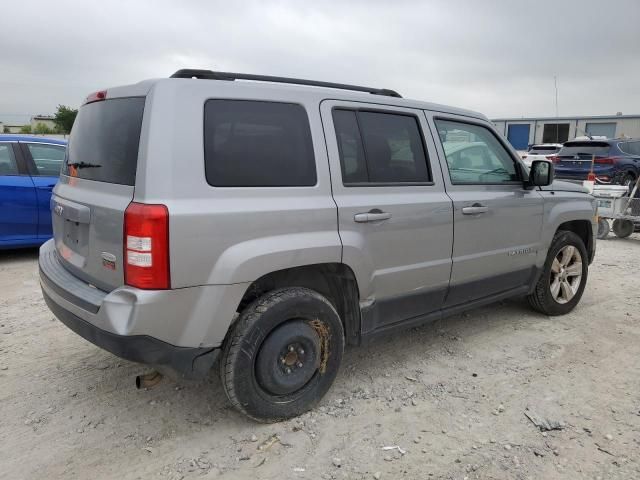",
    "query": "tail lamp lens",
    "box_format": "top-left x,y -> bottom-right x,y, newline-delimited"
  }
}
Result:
594,157 -> 615,164
124,202 -> 170,289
